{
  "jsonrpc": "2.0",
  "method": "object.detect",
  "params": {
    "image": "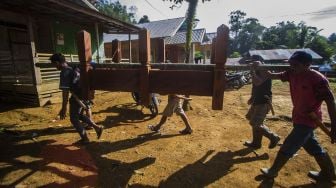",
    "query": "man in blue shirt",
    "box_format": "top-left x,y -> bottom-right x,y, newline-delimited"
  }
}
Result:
49,53 -> 103,145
